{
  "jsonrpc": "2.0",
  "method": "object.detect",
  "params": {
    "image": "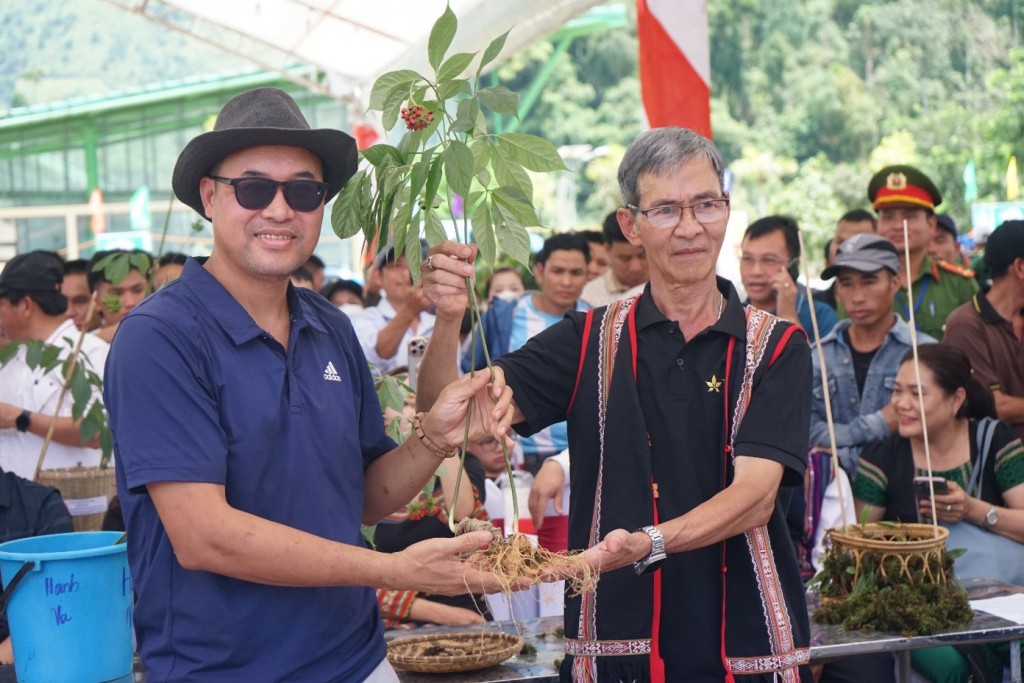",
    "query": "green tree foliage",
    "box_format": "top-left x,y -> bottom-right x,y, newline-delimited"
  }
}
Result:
490,0 -> 1020,263
702,0 -> 1022,257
